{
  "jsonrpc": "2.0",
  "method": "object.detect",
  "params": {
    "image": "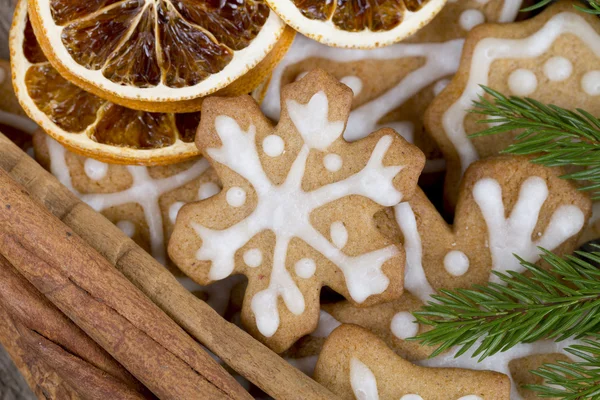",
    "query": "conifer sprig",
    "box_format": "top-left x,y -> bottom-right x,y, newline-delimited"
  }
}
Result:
524,0 -> 600,14
526,337 -> 600,399
412,250 -> 600,359
470,86 -> 600,199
